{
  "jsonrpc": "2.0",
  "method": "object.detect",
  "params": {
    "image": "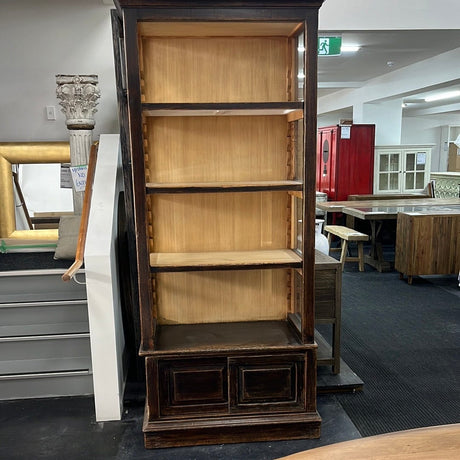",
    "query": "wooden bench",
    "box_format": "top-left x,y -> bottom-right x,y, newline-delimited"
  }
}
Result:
324,225 -> 369,272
